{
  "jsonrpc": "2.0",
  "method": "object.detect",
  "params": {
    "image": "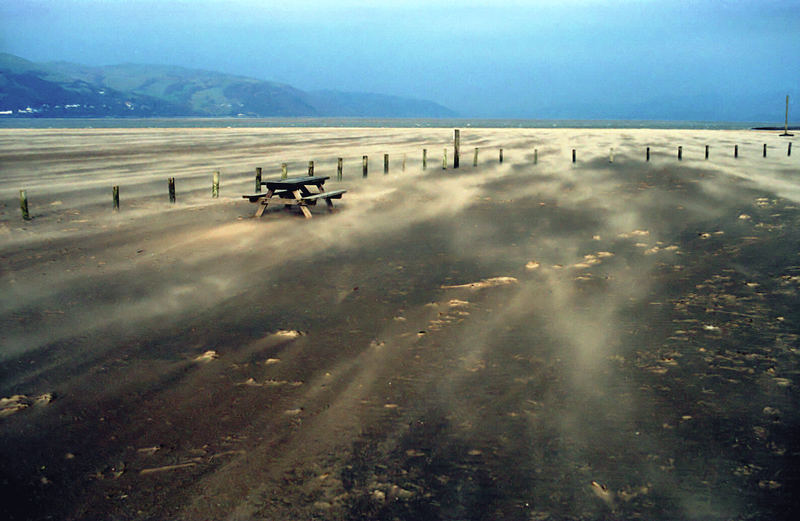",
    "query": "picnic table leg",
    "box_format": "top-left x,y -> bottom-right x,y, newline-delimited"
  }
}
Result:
293,189 -> 313,219
254,189 -> 274,217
